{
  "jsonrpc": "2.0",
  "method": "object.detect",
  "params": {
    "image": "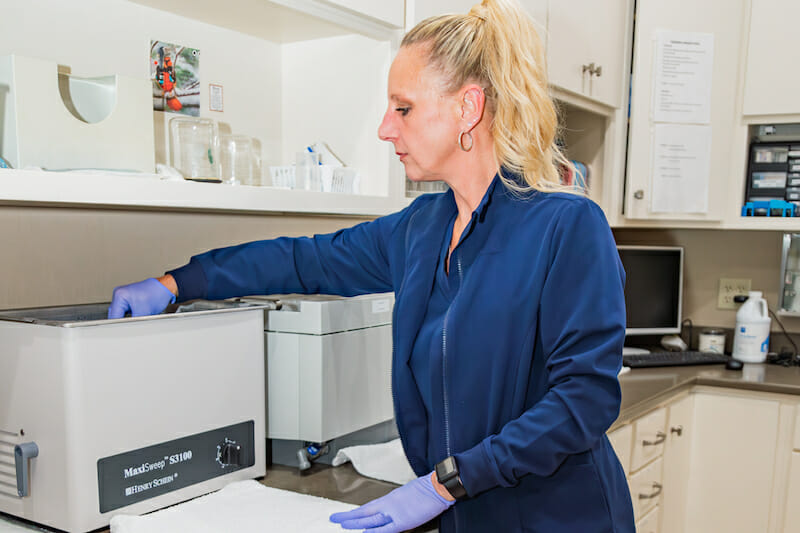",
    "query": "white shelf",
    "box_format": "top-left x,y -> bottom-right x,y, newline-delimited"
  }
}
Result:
613,215 -> 800,231
0,169 -> 402,216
